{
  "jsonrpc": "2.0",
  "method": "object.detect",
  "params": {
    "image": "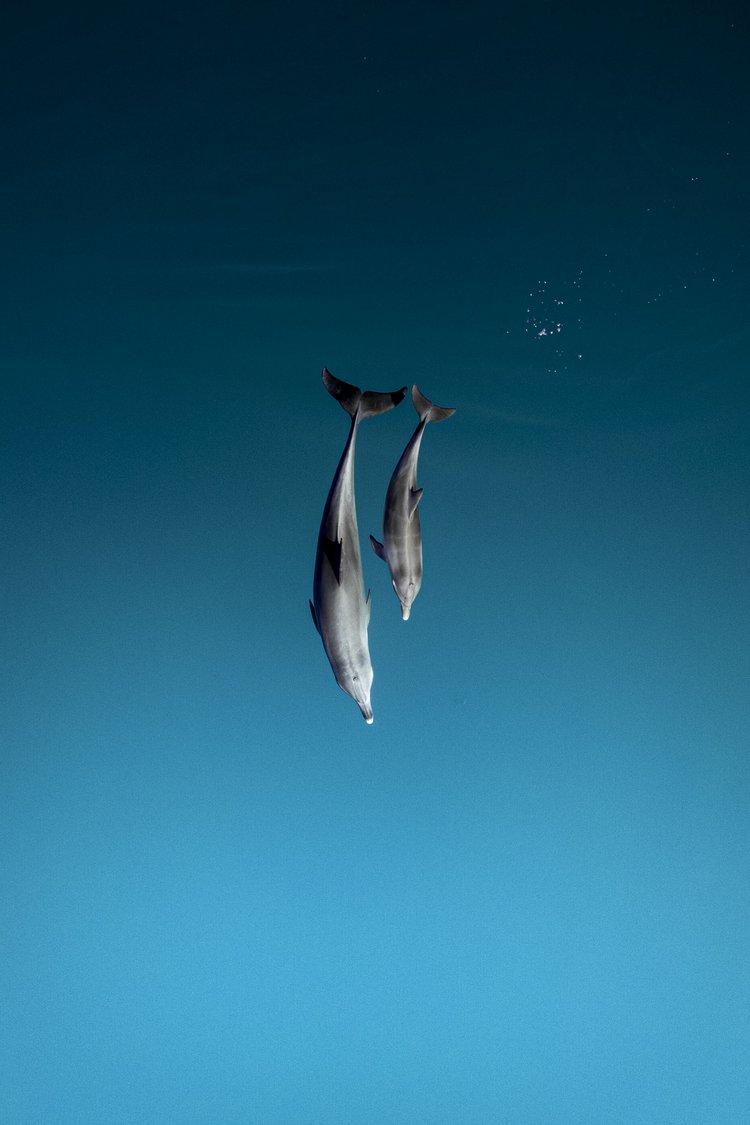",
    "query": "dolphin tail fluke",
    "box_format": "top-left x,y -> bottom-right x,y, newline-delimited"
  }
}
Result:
359,386 -> 408,418
323,368 -> 407,418
412,384 -> 456,424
